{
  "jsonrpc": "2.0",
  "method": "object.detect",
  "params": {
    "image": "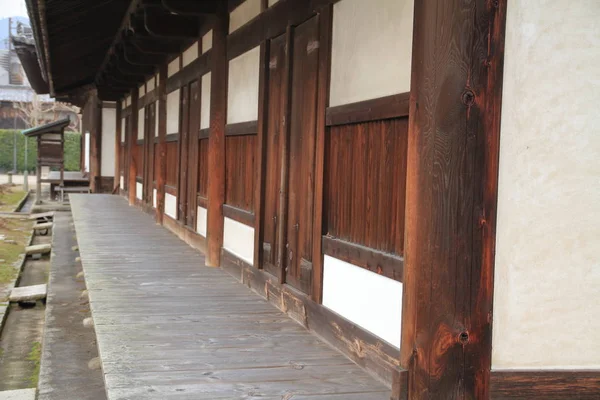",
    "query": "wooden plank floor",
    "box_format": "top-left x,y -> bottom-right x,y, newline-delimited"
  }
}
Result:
70,195 -> 390,400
